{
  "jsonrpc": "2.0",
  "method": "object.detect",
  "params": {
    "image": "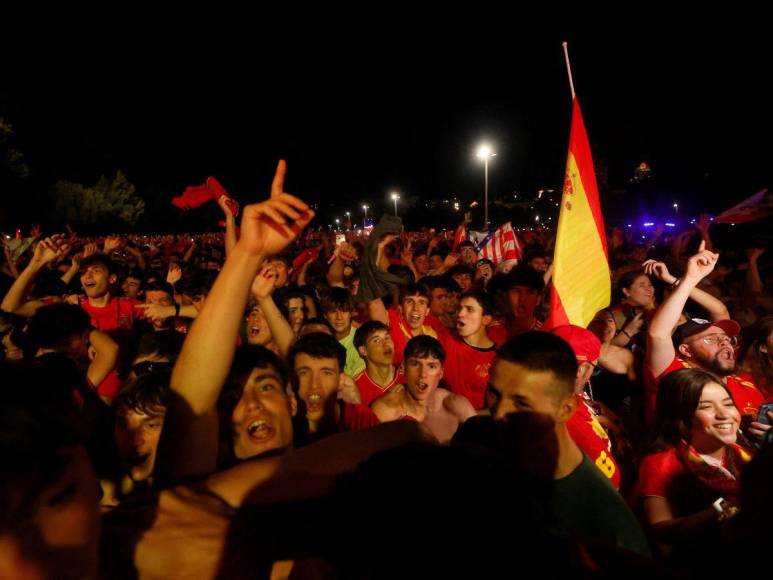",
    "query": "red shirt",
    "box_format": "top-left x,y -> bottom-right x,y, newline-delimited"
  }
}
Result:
644,356 -> 765,425
386,307 -> 436,367
440,334 -> 496,410
353,367 -> 405,407
486,321 -> 508,348
632,448 -> 687,505
79,296 -> 143,334
567,395 -> 621,490
340,402 -> 381,432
